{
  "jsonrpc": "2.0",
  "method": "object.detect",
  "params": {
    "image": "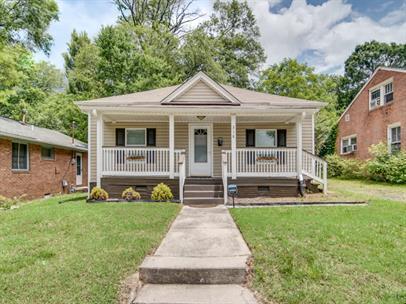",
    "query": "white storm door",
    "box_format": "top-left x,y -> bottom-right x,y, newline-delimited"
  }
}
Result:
189,124 -> 212,176
76,153 -> 83,185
